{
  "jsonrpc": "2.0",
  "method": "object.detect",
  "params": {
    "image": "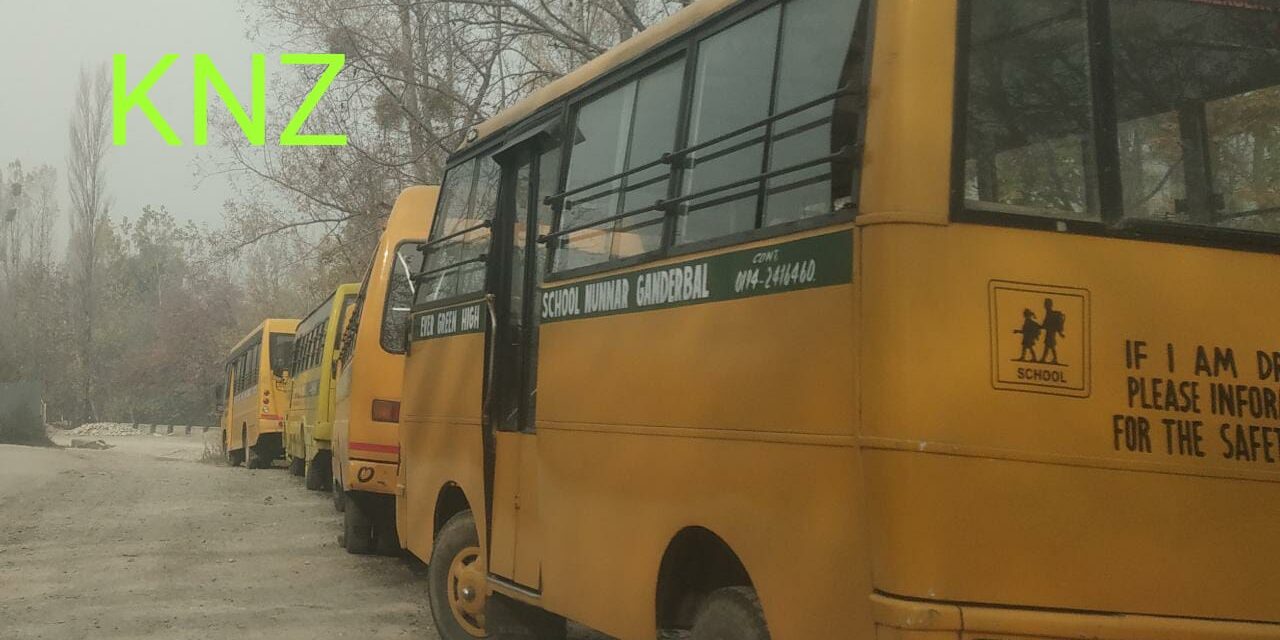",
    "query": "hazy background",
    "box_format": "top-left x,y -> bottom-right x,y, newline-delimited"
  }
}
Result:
0,0 -> 274,242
